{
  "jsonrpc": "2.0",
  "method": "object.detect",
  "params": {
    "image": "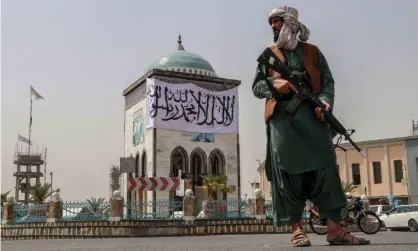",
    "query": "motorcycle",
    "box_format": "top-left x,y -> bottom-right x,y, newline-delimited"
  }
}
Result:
308,197 -> 381,235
